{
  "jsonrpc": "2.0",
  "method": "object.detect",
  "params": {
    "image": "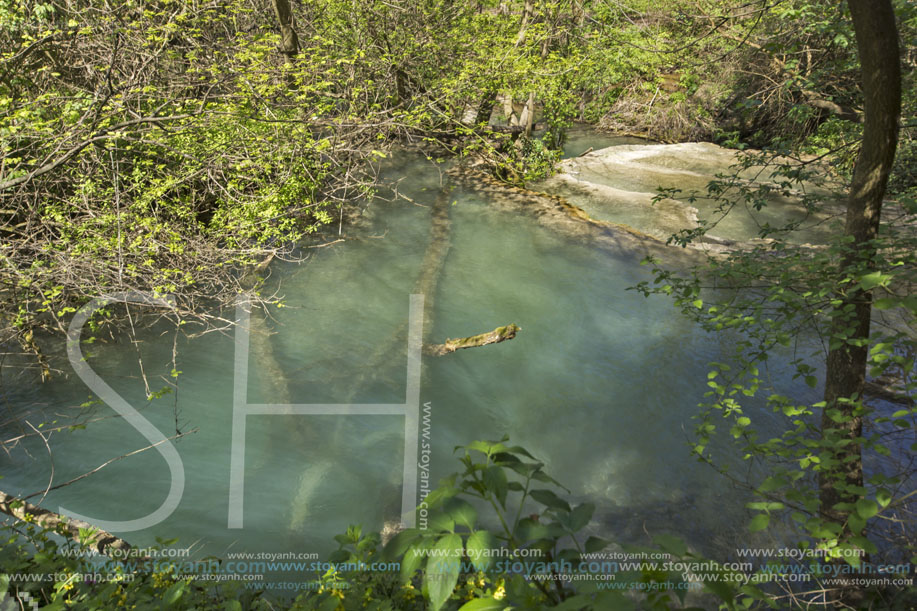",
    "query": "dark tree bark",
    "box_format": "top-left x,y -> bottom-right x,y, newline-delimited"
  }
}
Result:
272,0 -> 299,57
818,0 -> 900,601
474,89 -> 497,125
